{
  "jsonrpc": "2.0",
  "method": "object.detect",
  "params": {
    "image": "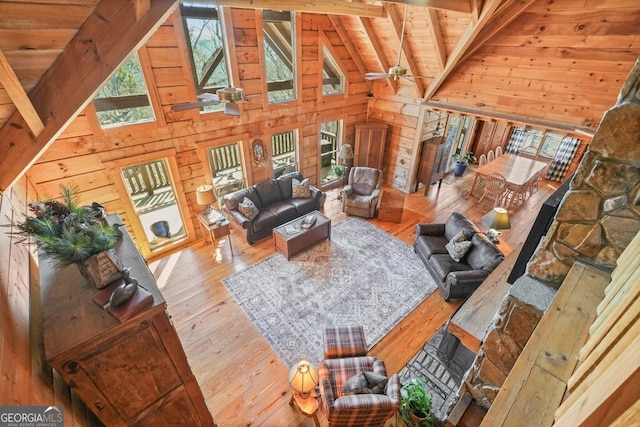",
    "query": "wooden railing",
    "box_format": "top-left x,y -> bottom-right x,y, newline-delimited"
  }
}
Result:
122,160 -> 169,196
